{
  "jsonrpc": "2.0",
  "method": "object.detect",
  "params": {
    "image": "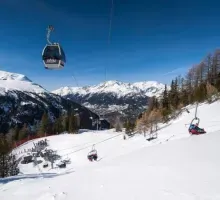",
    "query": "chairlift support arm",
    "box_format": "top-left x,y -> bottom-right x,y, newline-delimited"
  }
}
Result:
46,25 -> 54,45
